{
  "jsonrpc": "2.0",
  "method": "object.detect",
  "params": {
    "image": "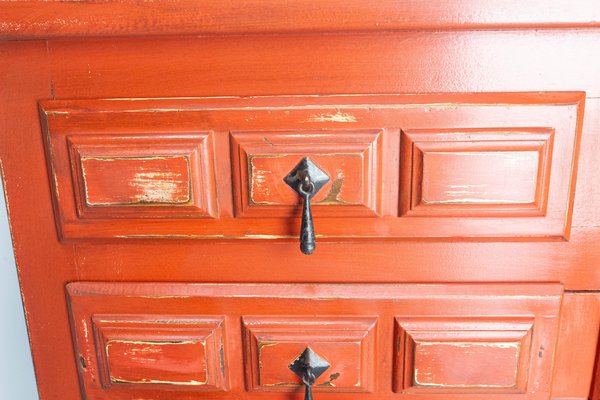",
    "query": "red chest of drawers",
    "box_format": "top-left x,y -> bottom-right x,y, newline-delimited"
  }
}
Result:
2,2 -> 600,399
